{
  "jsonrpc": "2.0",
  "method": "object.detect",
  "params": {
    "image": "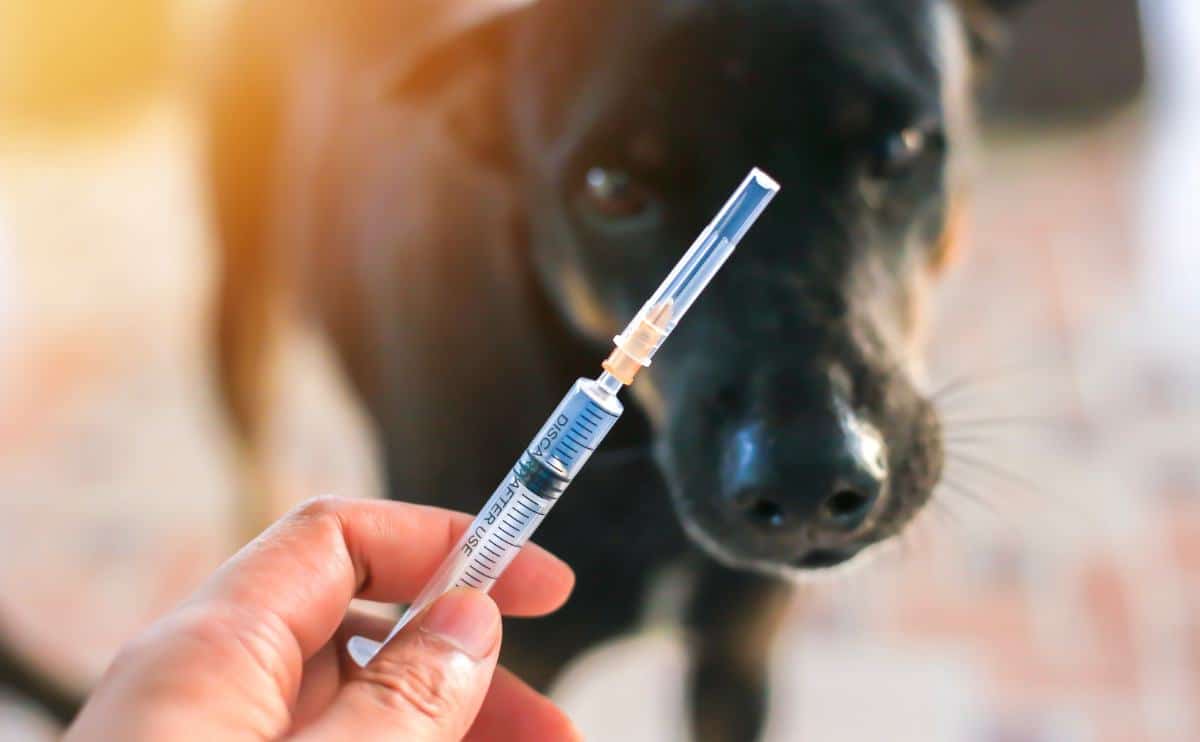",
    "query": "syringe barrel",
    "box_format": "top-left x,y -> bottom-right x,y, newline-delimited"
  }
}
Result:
451,378 -> 621,592
610,168 -> 779,371
521,377 -> 624,480
348,378 -> 622,666
419,379 -> 620,599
